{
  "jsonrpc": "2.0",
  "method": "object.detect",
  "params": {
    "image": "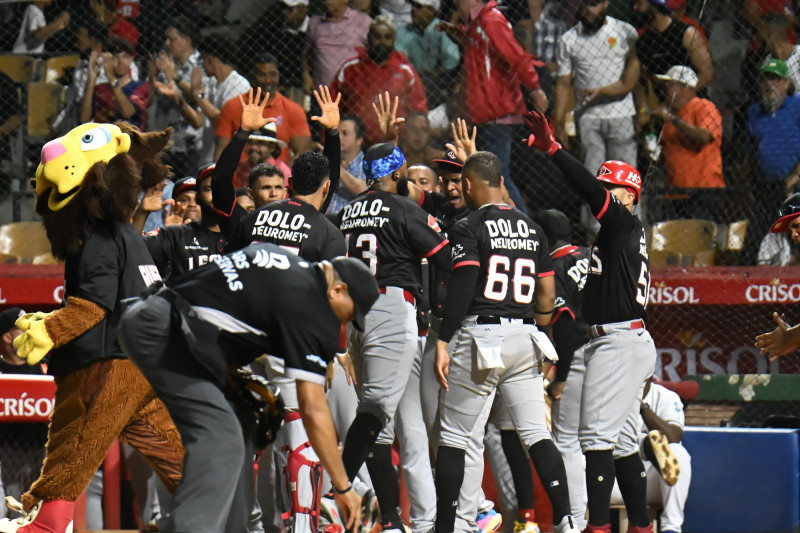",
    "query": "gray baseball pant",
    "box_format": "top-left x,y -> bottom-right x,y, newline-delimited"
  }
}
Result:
579,324 -> 657,457
551,344 -> 588,531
